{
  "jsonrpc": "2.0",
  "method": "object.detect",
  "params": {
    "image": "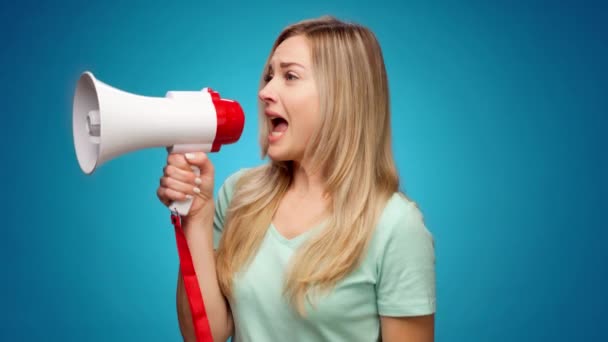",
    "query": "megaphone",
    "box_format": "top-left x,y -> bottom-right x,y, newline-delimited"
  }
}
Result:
72,71 -> 245,215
